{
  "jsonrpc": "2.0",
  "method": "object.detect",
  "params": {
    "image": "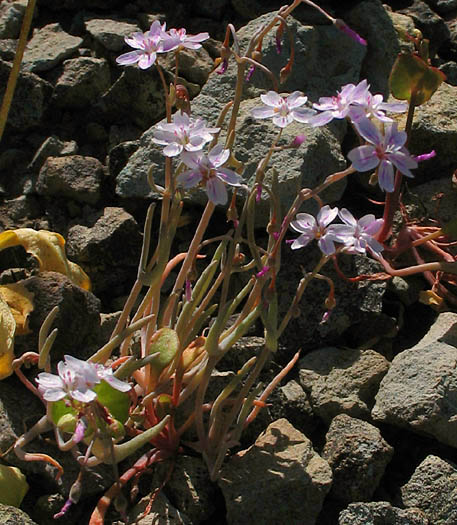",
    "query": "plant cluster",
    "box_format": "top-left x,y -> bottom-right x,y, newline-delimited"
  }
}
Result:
1,0 -> 457,522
